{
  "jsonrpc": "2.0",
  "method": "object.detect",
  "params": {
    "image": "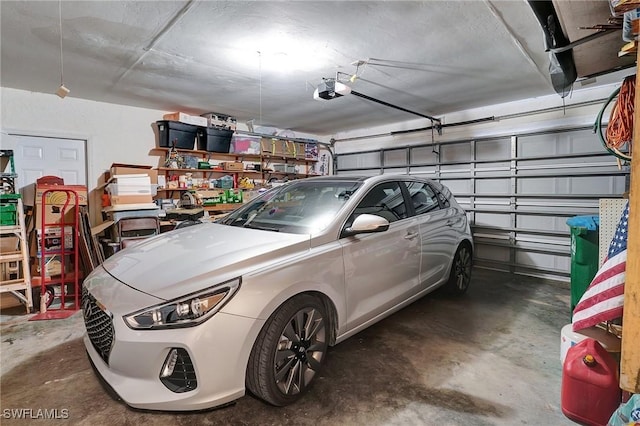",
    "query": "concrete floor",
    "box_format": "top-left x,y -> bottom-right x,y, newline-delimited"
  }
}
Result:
0,268 -> 575,425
